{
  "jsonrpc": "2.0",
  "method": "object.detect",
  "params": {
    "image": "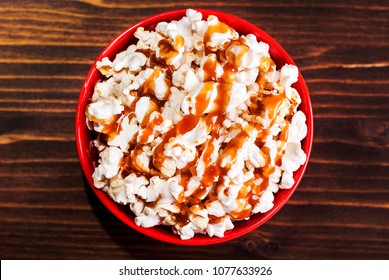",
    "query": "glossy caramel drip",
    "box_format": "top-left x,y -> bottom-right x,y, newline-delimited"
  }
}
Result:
195,81 -> 214,115
102,114 -> 122,136
176,114 -> 200,135
225,41 -> 250,67
261,92 -> 287,122
139,67 -> 161,96
139,113 -> 163,144
175,205 -> 190,226
200,140 -> 218,187
208,215 -> 225,224
203,57 -> 217,81
221,130 -> 250,165
158,35 -> 184,64
219,62 -> 237,84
